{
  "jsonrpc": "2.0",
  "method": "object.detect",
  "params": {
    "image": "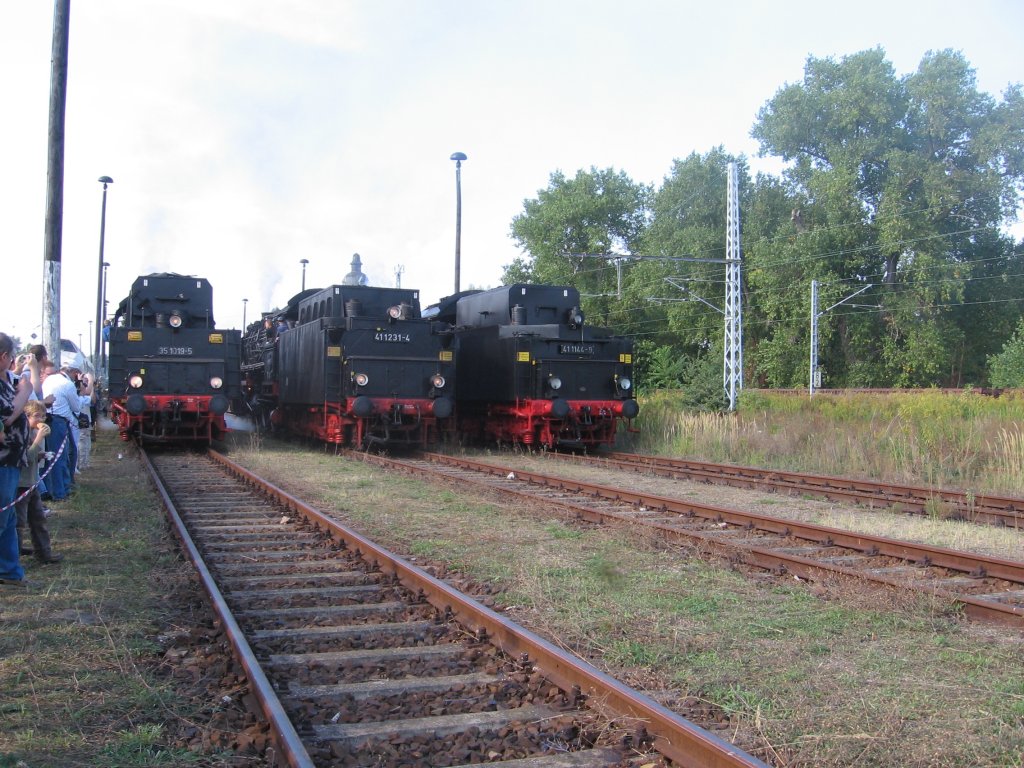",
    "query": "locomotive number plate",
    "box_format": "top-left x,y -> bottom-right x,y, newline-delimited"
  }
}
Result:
157,346 -> 194,355
374,332 -> 411,343
560,343 -> 595,355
